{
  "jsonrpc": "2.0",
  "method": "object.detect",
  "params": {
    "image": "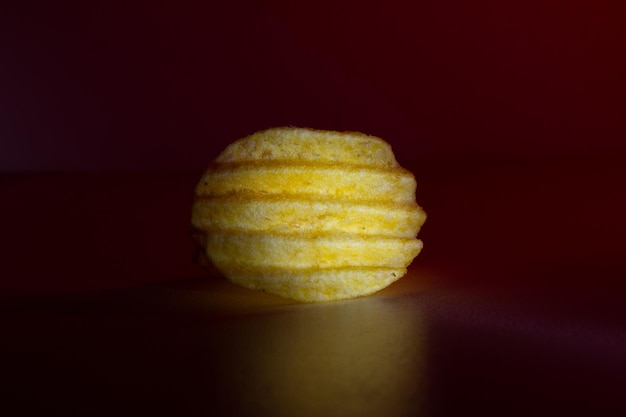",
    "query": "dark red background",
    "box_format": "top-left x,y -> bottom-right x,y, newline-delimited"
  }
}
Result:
2,0 -> 625,171
2,1 -> 625,295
